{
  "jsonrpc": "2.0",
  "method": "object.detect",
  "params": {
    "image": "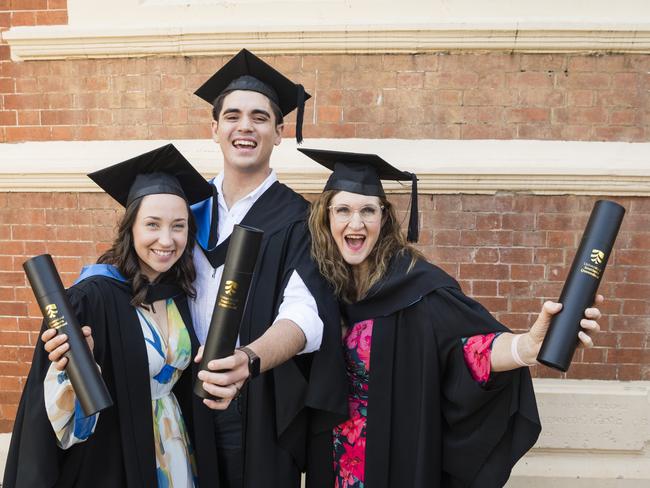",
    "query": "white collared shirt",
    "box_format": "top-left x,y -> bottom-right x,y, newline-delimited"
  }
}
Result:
190,170 -> 323,354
